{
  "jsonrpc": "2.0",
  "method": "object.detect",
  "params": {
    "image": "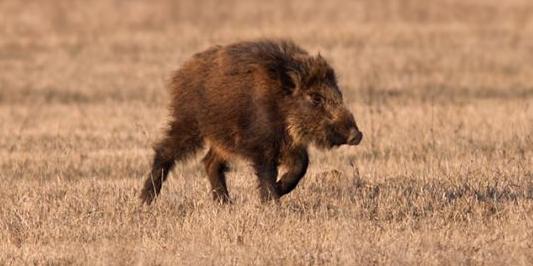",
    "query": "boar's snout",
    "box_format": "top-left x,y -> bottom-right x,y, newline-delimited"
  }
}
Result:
344,110 -> 363,146
347,128 -> 363,146
325,109 -> 363,147
336,109 -> 362,146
